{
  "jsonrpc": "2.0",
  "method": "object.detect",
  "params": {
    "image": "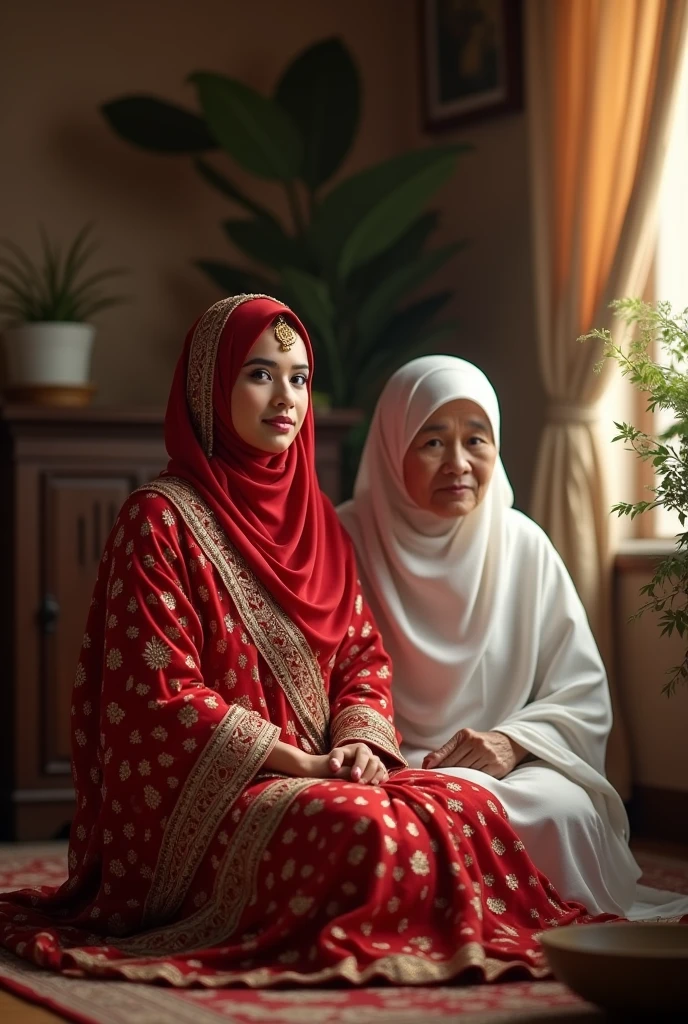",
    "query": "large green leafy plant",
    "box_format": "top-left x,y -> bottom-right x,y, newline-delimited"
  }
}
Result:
101,38 -> 468,409
585,298 -> 688,694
